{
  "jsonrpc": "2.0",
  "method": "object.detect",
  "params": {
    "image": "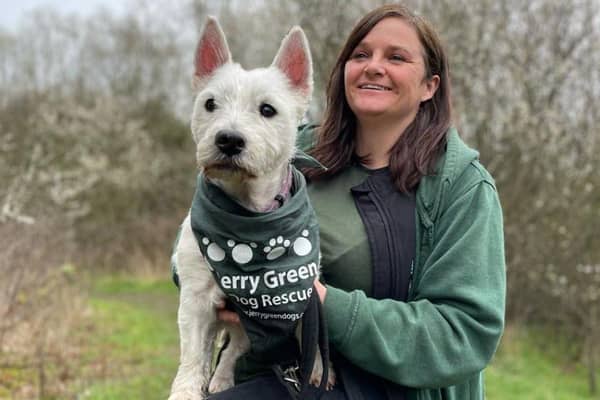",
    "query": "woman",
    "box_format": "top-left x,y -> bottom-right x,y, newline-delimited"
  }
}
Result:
214,3 -> 505,399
